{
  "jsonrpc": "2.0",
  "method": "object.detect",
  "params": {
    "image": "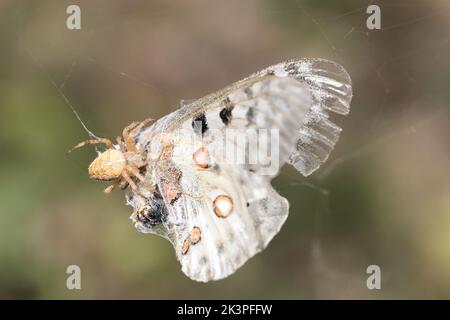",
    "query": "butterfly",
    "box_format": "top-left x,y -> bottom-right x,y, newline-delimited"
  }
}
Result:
69,58 -> 353,282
